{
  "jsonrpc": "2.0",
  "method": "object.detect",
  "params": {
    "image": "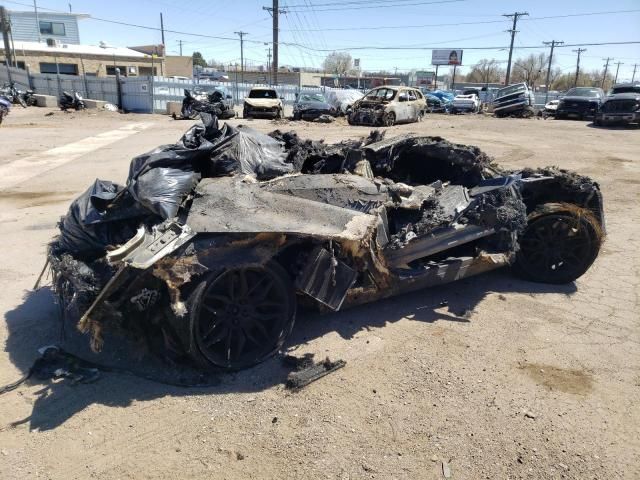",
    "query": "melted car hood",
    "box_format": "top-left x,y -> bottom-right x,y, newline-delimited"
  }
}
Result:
187,174 -> 387,242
